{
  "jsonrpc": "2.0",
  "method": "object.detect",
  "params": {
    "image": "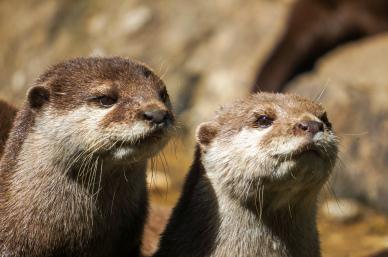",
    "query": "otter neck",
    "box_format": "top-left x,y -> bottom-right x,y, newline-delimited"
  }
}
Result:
156,147 -> 320,257
8,127 -> 148,212
211,188 -> 320,257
